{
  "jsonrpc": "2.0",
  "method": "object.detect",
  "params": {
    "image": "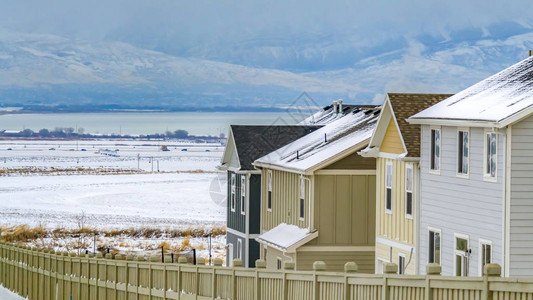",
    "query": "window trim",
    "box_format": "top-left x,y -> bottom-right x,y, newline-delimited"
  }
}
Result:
405,164 -> 414,219
456,128 -> 470,179
277,257 -> 282,270
483,130 -> 498,182
454,233 -> 470,277
398,253 -> 406,275
237,238 -> 243,260
385,161 -> 393,214
267,170 -> 273,212
429,126 -> 441,175
240,175 -> 246,215
230,173 -> 236,212
428,227 -> 442,265
478,239 -> 493,276
299,177 -> 305,221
